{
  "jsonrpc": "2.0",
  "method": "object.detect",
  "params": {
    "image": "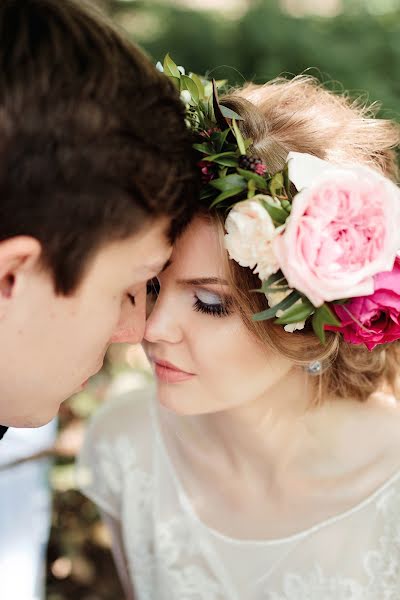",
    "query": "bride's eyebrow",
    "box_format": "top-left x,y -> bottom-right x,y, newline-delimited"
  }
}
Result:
176,277 -> 228,286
